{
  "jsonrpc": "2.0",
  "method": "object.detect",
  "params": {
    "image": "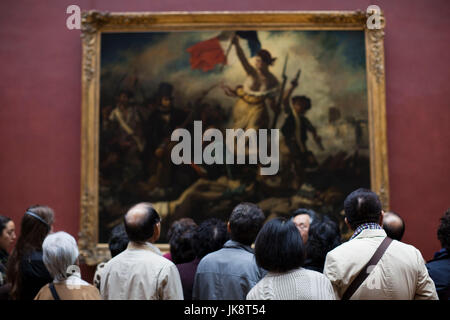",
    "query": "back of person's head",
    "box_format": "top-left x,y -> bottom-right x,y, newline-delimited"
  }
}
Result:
167,218 -> 197,264
108,224 -> 129,258
344,188 -> 382,230
305,215 -> 341,272
382,211 -> 405,241
229,203 -> 265,246
124,203 -> 160,243
193,218 -> 229,259
437,208 -> 450,252
167,218 -> 197,242
17,205 -> 54,252
42,232 -> 79,281
255,217 -> 305,272
171,228 -> 196,264
7,205 -> 54,300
